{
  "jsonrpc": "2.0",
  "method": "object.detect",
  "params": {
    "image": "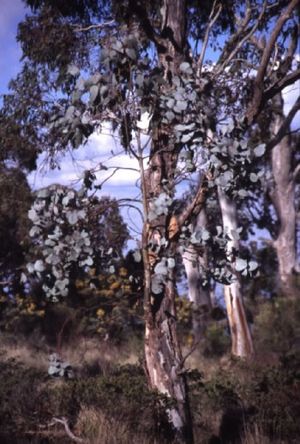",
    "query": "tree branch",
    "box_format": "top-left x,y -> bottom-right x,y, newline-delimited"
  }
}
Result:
49,417 -> 83,443
72,21 -> 115,32
169,173 -> 209,239
266,95 -> 300,151
215,0 -> 267,77
217,1 -> 252,65
197,1 -> 222,77
246,0 -> 299,123
263,68 -> 300,103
